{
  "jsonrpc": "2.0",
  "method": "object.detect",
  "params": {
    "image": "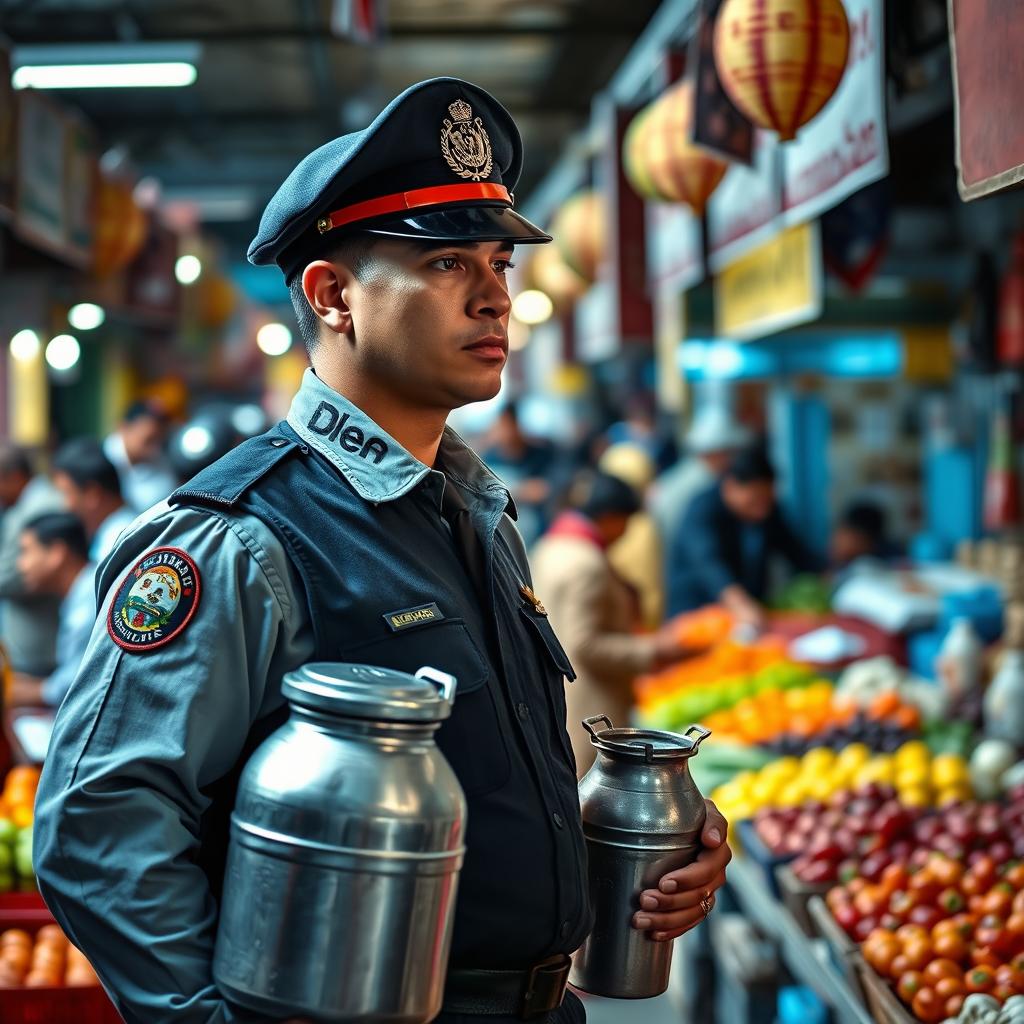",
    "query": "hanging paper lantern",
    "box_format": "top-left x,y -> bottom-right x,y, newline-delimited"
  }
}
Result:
197,273 -> 238,329
623,80 -> 728,214
551,190 -> 607,284
713,0 -> 850,142
528,242 -> 588,308
92,176 -> 148,276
